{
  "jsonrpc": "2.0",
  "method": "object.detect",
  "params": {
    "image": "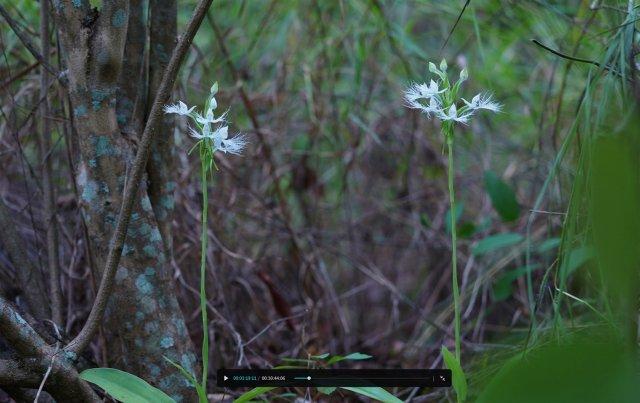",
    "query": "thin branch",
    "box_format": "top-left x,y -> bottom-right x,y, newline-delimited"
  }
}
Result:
531,39 -> 631,81
531,39 -> 602,66
39,0 -> 63,326
65,0 -> 215,356
441,0 -> 472,51
0,3 -> 59,77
